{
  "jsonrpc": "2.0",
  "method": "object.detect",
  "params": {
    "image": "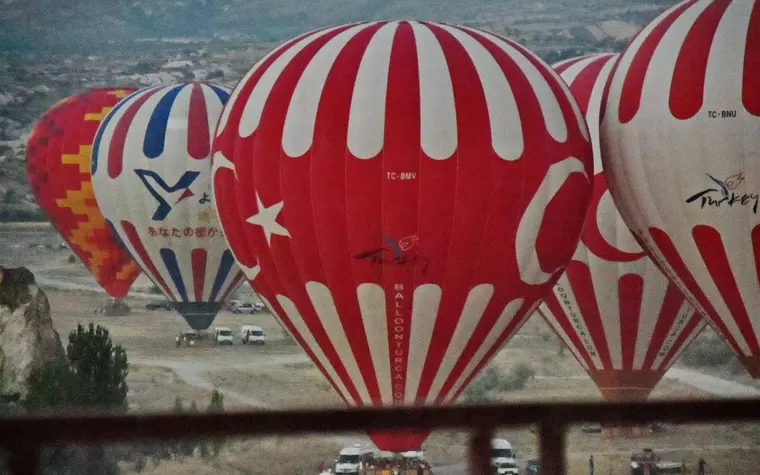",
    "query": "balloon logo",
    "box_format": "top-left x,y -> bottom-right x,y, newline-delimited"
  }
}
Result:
91,83 -> 245,329
538,53 -> 705,401
601,0 -> 760,376
212,21 -> 593,451
25,88 -> 142,299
